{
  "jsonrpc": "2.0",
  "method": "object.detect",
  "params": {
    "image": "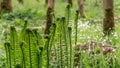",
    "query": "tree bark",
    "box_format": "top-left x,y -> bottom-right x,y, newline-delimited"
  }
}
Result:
68,0 -> 72,6
44,7 -> 53,35
78,0 -> 86,18
1,0 -> 12,13
44,0 -> 55,35
103,0 -> 114,35
48,0 -> 54,9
